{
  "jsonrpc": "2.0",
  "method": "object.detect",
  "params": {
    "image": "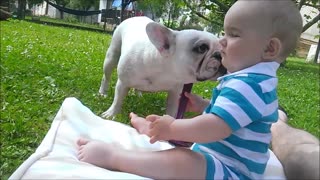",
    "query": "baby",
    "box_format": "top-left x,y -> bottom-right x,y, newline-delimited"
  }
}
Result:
77,1 -> 302,179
